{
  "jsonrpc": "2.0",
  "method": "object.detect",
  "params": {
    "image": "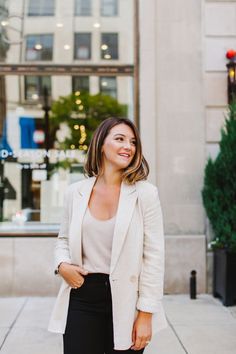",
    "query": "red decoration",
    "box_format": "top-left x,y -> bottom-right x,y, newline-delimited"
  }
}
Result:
226,49 -> 236,60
